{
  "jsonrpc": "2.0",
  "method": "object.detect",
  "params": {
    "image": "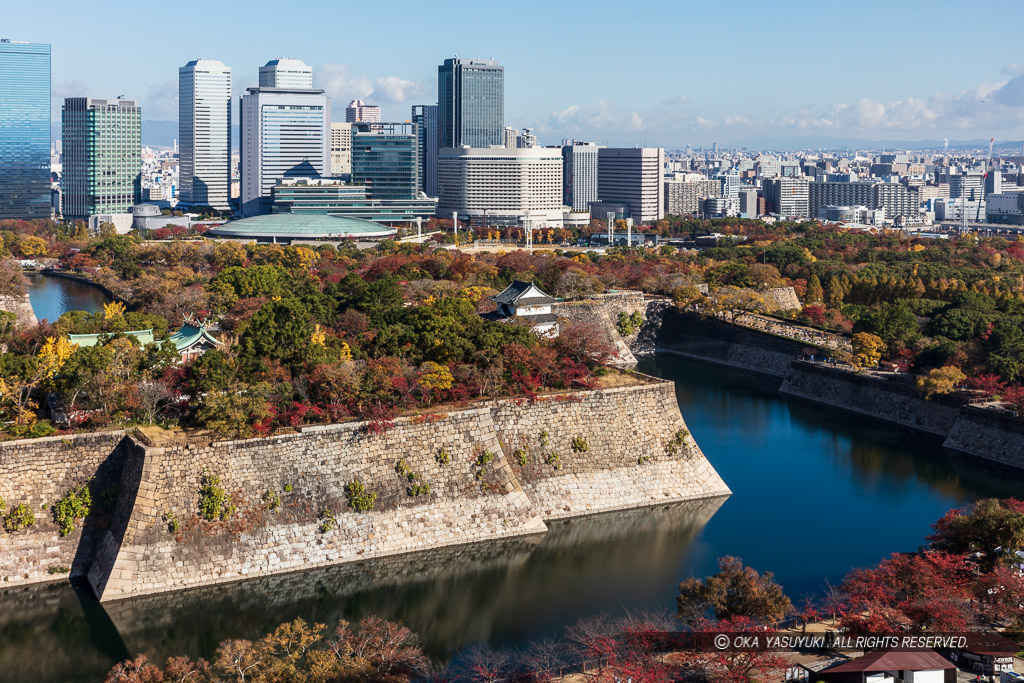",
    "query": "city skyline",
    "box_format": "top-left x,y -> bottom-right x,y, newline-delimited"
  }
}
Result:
6,0 -> 1024,149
